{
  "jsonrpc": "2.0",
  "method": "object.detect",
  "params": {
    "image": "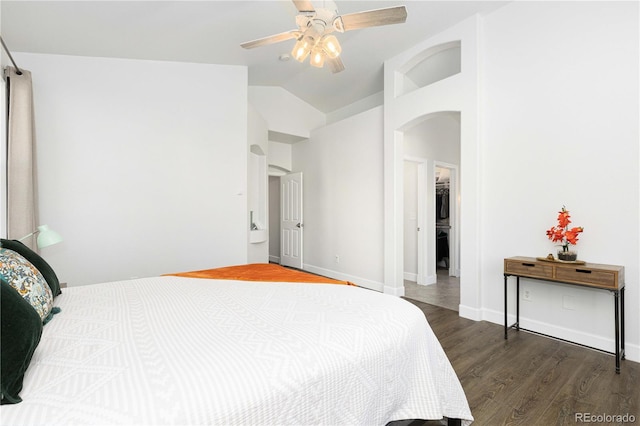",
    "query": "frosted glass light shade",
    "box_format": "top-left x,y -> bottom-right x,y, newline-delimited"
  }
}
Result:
292,38 -> 312,62
322,35 -> 341,59
310,49 -> 325,67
